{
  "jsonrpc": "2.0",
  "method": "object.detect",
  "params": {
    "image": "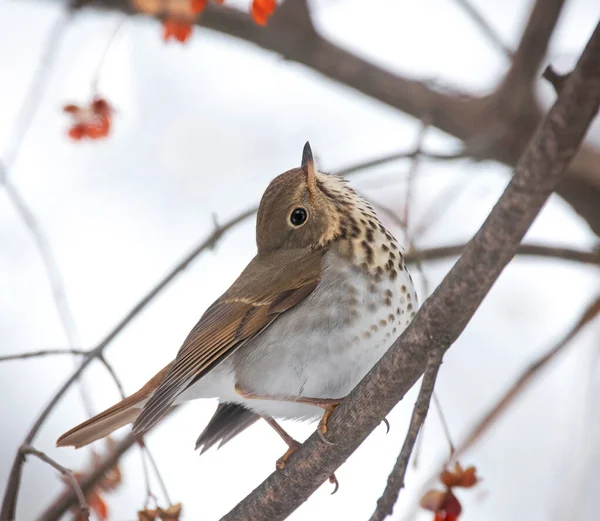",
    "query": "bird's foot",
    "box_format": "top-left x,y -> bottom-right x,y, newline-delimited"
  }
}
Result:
275,440 -> 300,470
317,400 -> 342,446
